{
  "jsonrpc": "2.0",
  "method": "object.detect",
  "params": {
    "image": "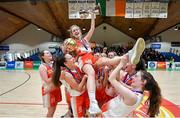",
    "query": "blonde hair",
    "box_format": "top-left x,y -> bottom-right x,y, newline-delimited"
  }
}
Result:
69,25 -> 82,38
